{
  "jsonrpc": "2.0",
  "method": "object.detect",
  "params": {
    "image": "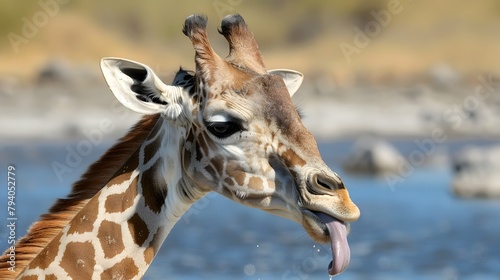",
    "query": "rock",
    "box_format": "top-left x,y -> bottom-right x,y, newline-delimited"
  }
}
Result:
427,64 -> 461,89
342,137 -> 404,174
36,59 -> 101,86
37,59 -> 73,85
452,146 -> 500,198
